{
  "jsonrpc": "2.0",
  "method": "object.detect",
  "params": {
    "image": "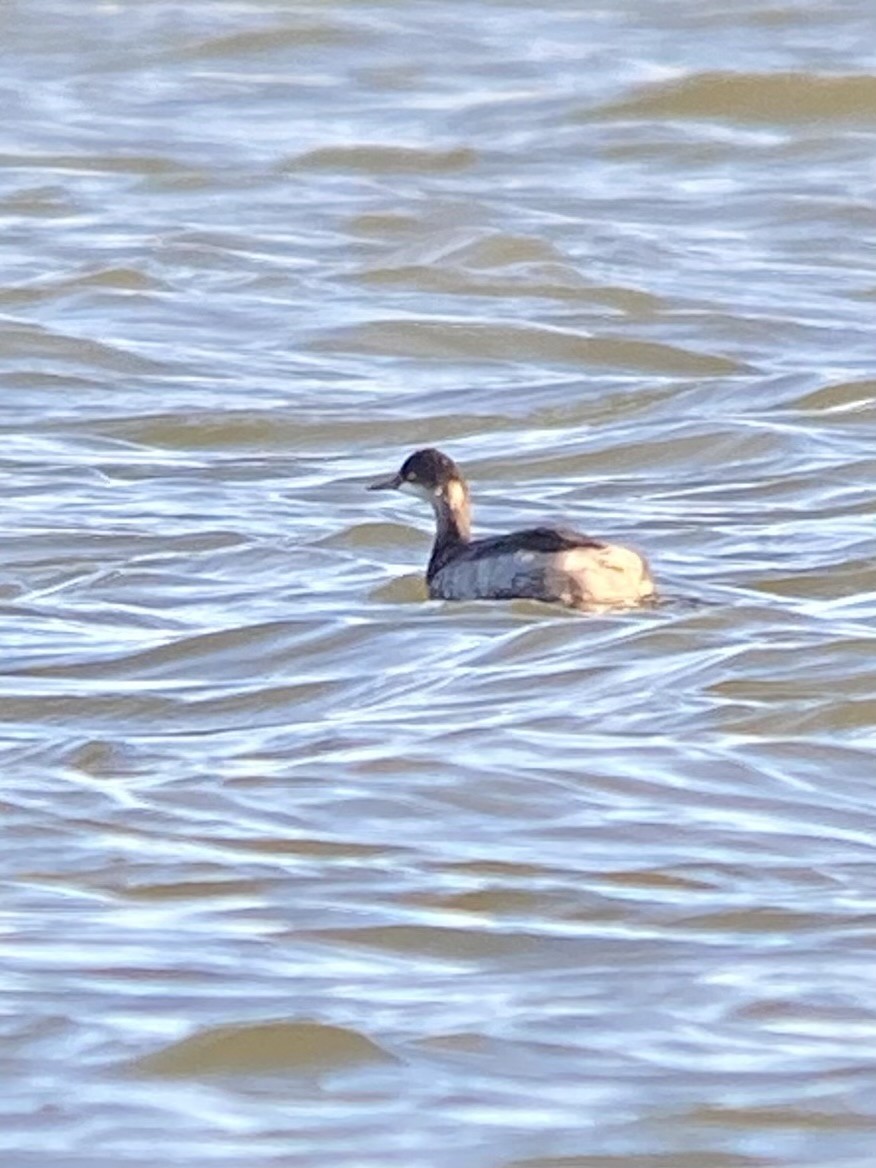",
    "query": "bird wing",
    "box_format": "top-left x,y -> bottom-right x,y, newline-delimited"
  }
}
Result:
459,527 -> 605,558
